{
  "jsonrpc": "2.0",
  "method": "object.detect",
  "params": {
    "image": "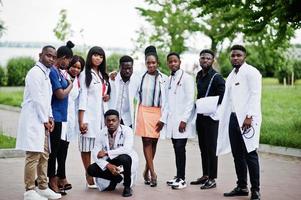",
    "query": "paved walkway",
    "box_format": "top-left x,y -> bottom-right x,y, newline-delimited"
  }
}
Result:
1,108 -> 301,200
